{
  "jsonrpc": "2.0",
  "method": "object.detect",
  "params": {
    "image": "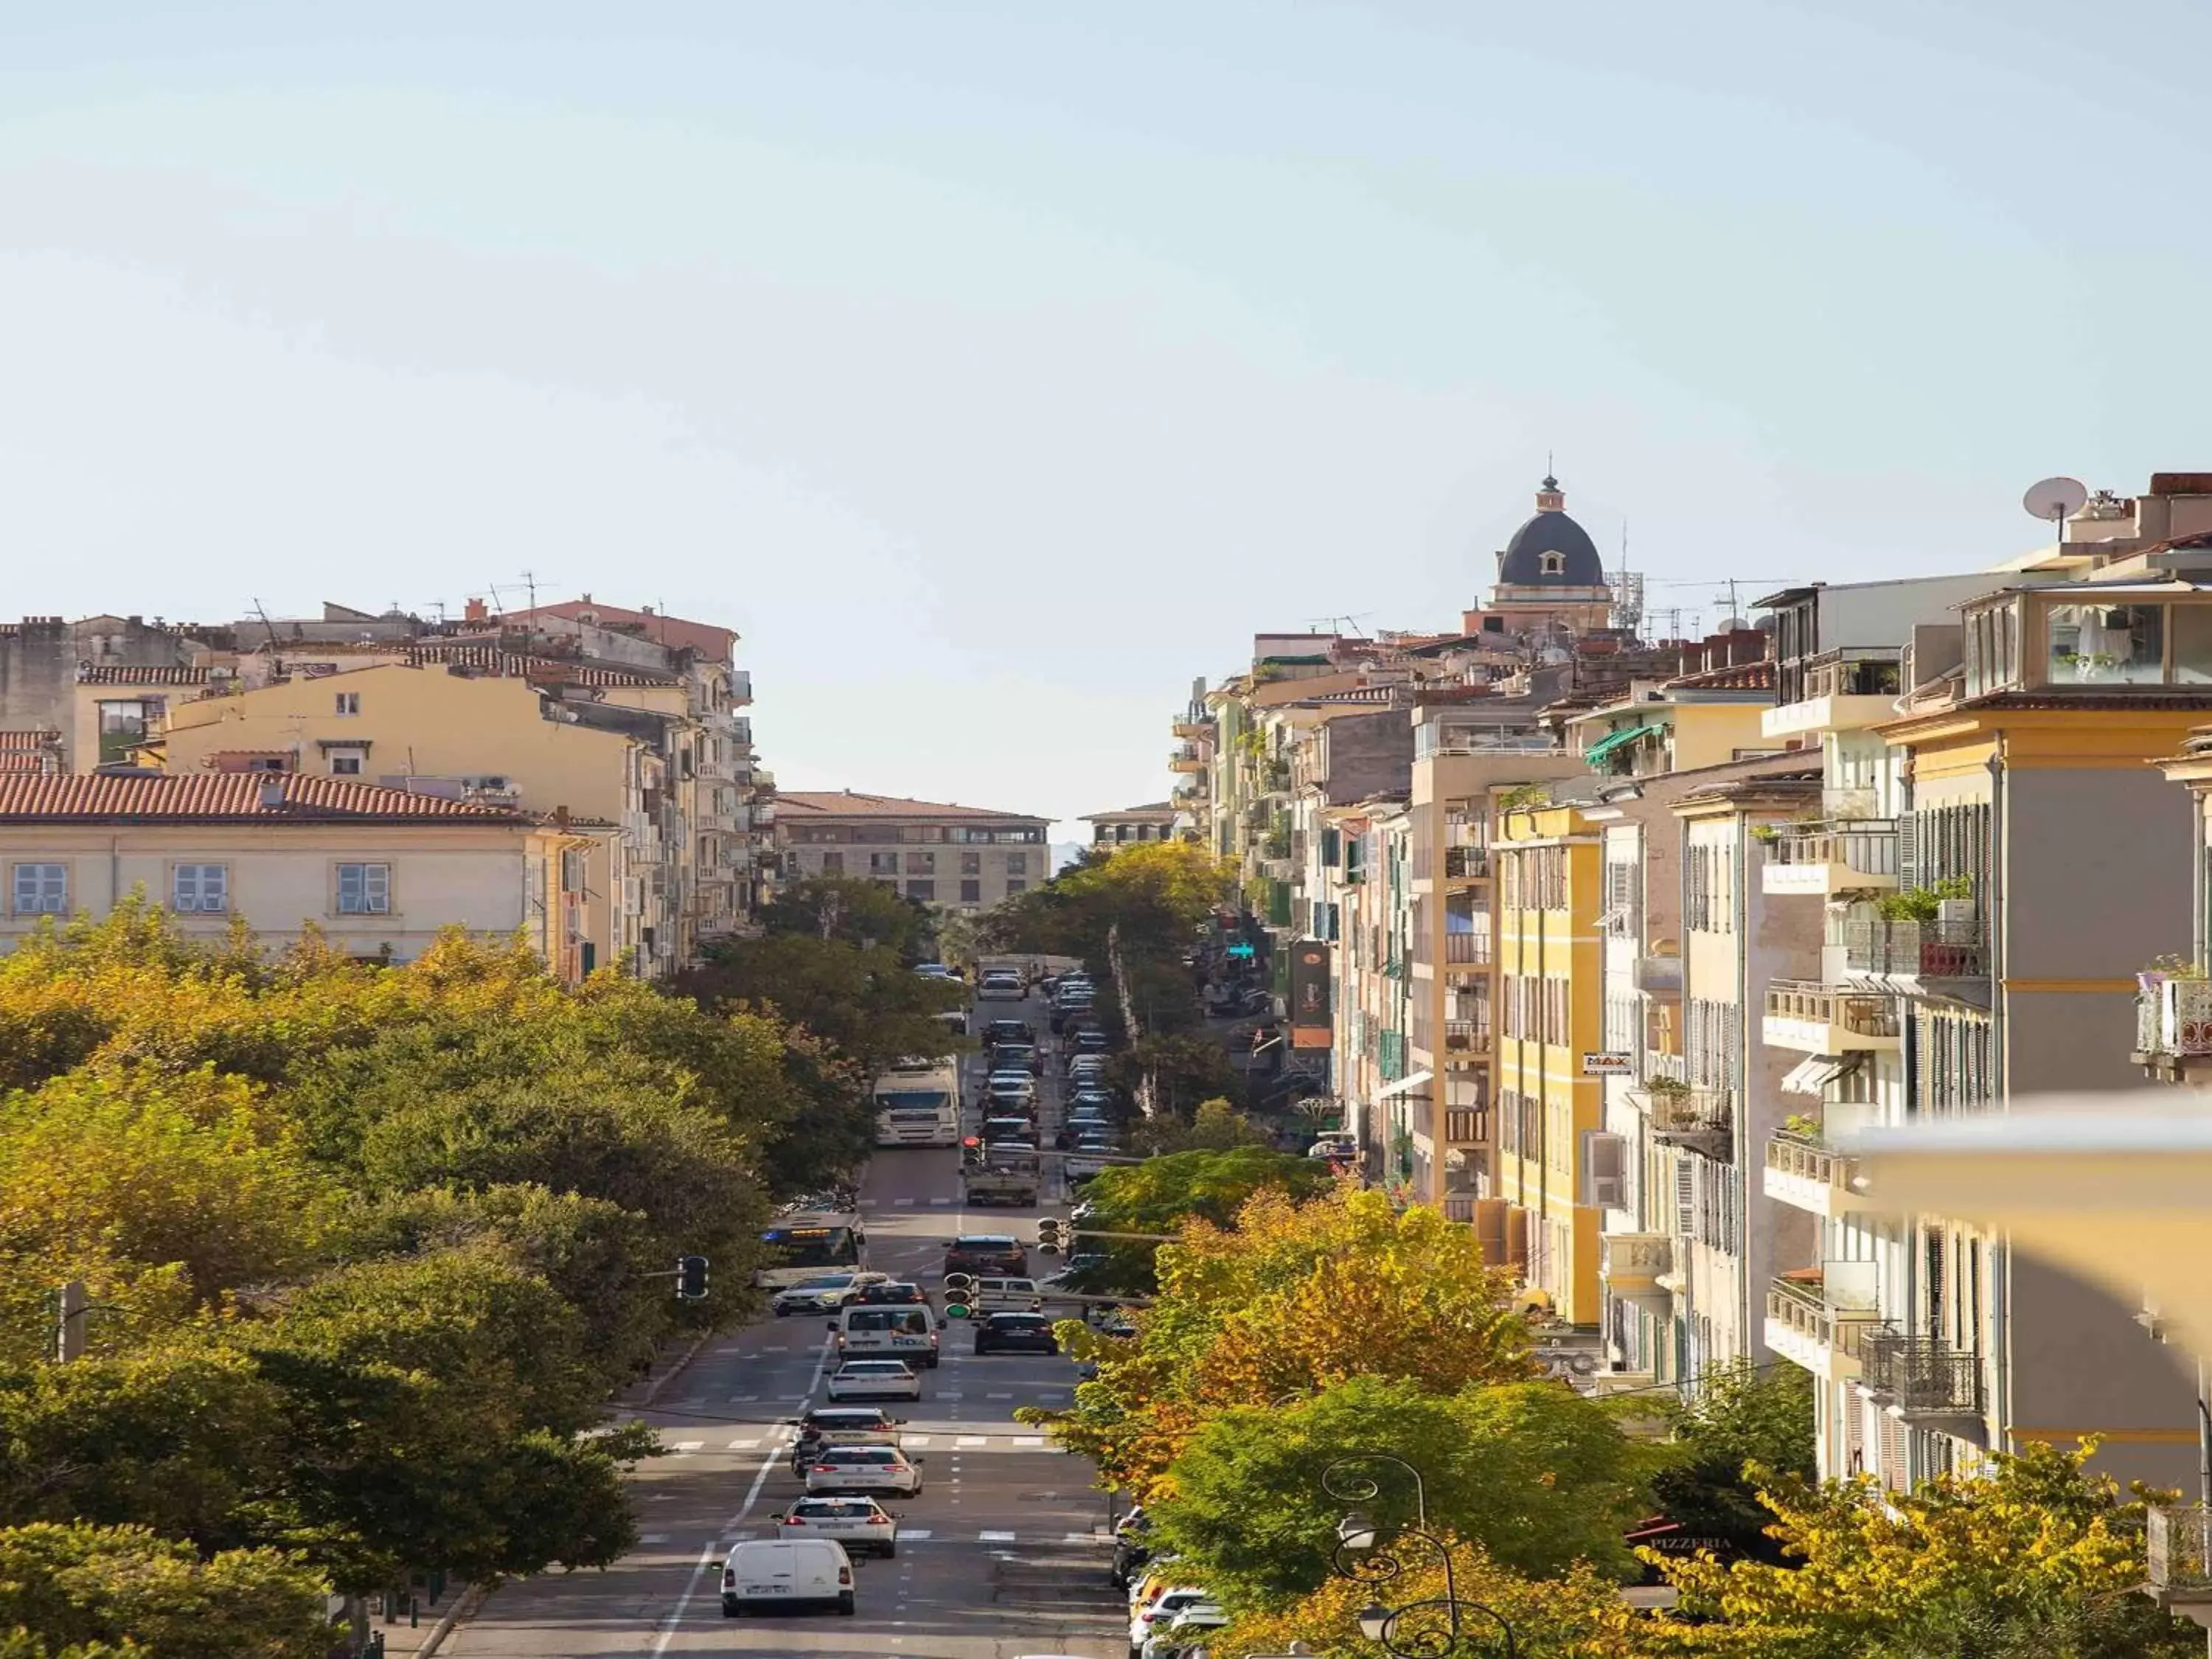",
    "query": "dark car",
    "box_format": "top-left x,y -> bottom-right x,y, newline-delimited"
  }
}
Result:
852,1281 -> 933,1309
981,1116 -> 1038,1147
973,1312 -> 1058,1355
990,1042 -> 1043,1075
945,1234 -> 1027,1276
981,1019 -> 1032,1046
